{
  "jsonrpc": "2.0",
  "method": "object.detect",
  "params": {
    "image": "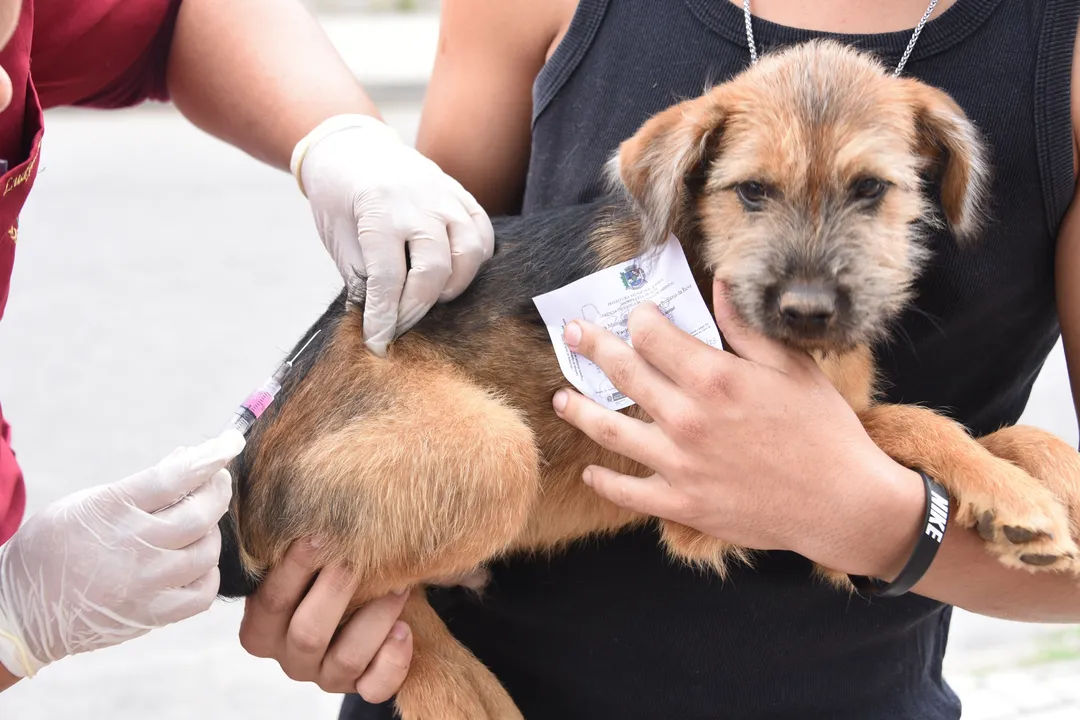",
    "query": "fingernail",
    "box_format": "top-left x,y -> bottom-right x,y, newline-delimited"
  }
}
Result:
392,587 -> 409,598
582,468 -> 593,487
564,321 -> 582,348
553,390 -> 569,413
306,537 -> 322,551
391,622 -> 410,642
